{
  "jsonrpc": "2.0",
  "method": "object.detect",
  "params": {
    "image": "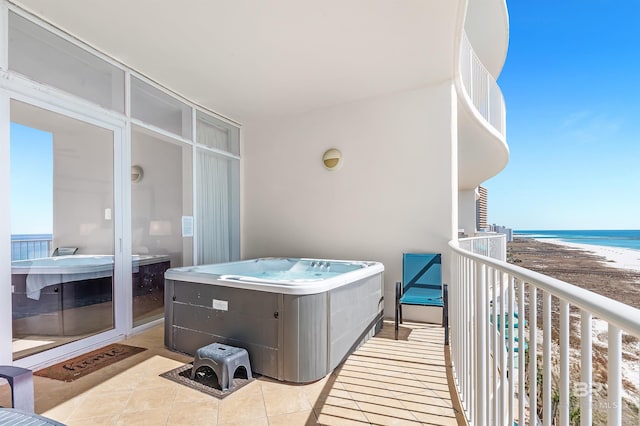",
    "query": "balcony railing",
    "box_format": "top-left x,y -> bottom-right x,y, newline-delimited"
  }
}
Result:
458,233 -> 506,261
11,238 -> 52,261
450,238 -> 640,425
459,33 -> 506,138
